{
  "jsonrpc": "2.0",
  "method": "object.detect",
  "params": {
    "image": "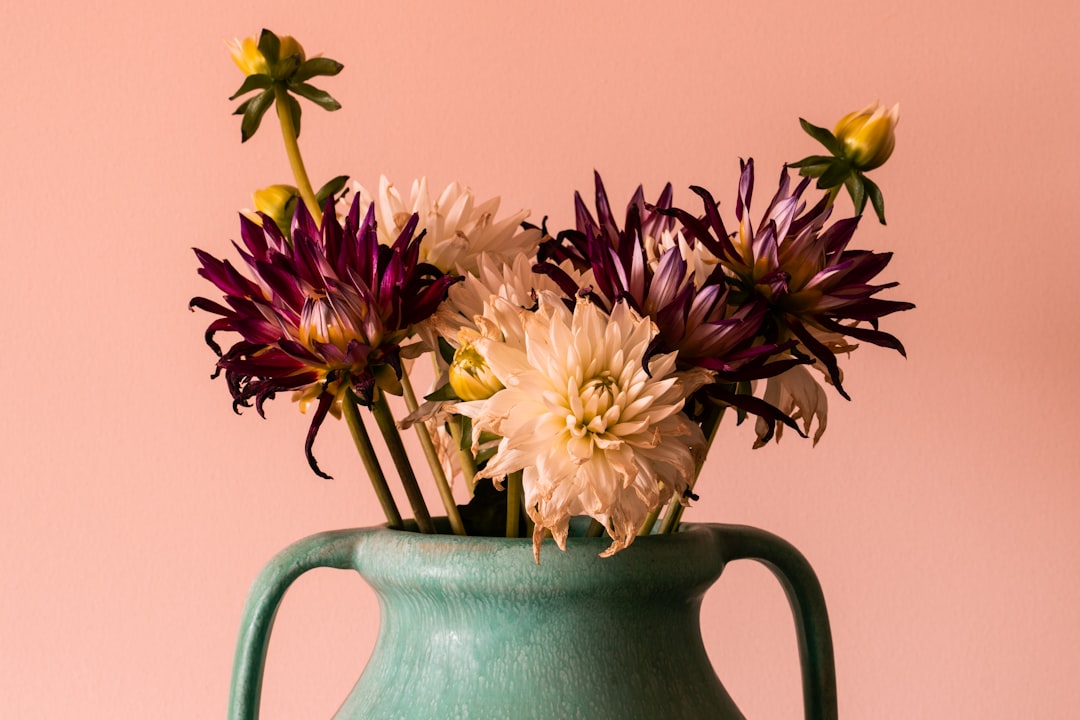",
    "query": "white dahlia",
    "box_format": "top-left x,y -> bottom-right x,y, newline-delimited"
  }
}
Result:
454,292 -> 710,559
432,252 -> 591,350
350,176 -> 543,276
